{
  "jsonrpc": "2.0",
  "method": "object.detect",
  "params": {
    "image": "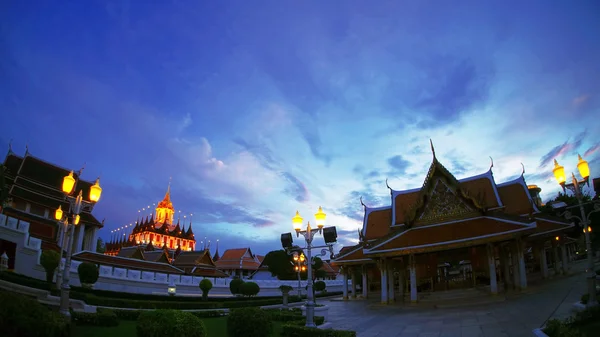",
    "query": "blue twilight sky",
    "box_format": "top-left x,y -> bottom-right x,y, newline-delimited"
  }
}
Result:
1,1 -> 599,255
